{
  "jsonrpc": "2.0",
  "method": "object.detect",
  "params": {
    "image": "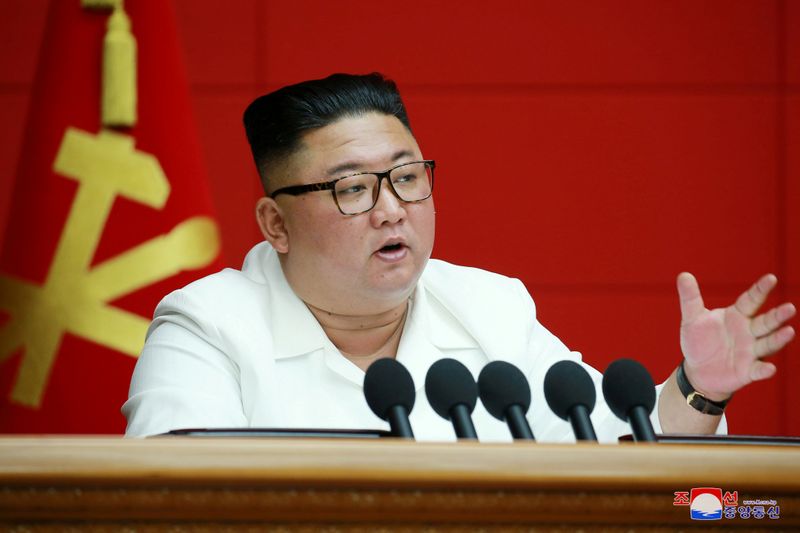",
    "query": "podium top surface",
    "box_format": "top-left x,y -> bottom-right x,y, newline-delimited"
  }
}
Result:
1,436 -> 799,492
